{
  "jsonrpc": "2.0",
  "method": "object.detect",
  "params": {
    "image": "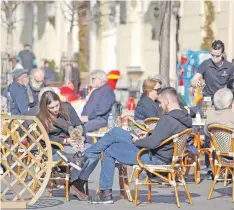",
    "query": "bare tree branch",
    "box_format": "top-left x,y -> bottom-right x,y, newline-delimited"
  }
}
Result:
63,0 -> 73,12
11,1 -> 21,13
11,18 -> 24,25
1,13 -> 9,26
60,2 -> 72,22
3,1 -> 9,11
